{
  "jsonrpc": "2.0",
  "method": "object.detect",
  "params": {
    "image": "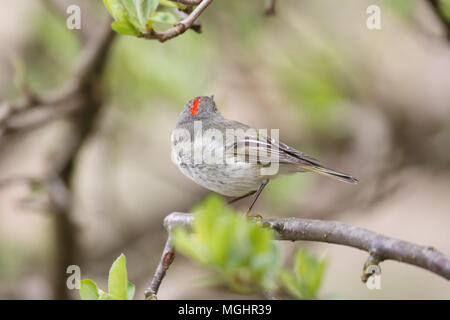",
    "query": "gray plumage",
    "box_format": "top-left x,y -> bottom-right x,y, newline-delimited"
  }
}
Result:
171,96 -> 357,199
